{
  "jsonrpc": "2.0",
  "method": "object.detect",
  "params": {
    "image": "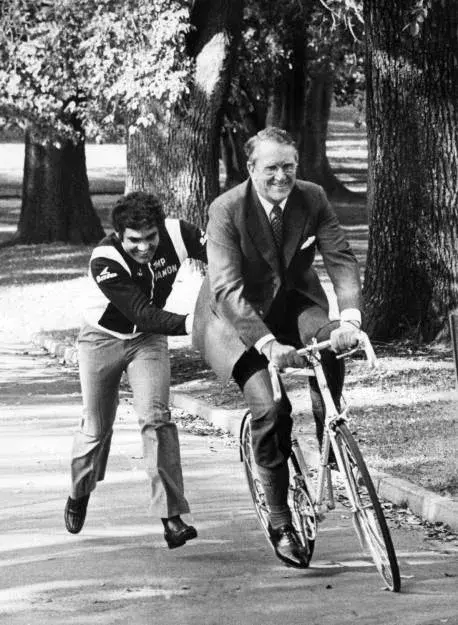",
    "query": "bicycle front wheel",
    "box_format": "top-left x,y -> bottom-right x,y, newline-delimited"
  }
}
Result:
333,423 -> 401,592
